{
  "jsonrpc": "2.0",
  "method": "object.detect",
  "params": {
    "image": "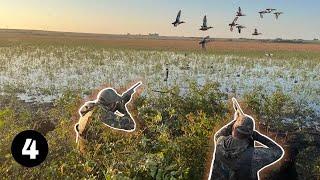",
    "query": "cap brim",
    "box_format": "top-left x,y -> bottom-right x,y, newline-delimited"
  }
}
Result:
236,126 -> 252,135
